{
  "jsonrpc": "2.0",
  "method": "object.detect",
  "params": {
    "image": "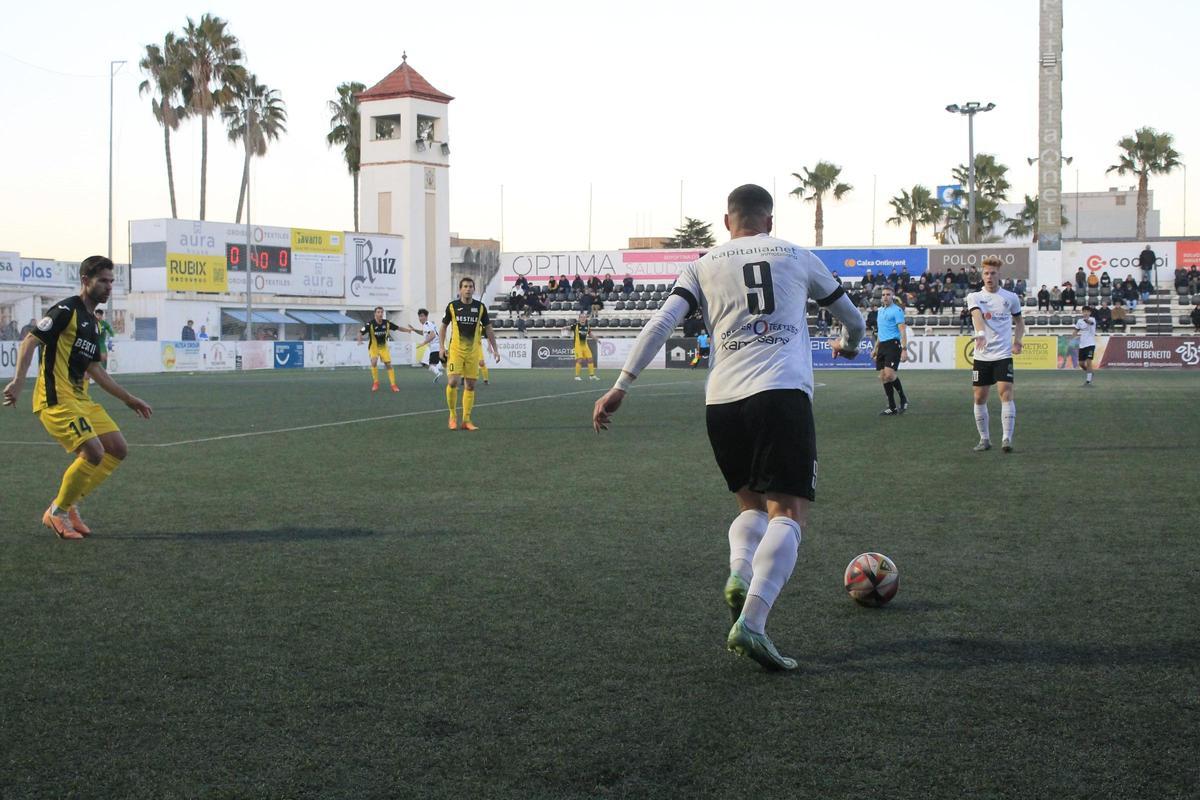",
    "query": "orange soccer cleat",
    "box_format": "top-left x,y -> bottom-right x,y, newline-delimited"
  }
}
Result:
448,414 -> 459,431
371,381 -> 380,392
43,507 -> 83,540
68,506 -> 92,537
463,421 -> 480,431
391,384 -> 399,392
